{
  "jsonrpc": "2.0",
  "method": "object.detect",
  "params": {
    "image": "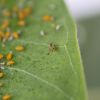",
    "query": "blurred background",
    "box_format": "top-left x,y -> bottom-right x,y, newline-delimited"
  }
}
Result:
65,0 -> 100,100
